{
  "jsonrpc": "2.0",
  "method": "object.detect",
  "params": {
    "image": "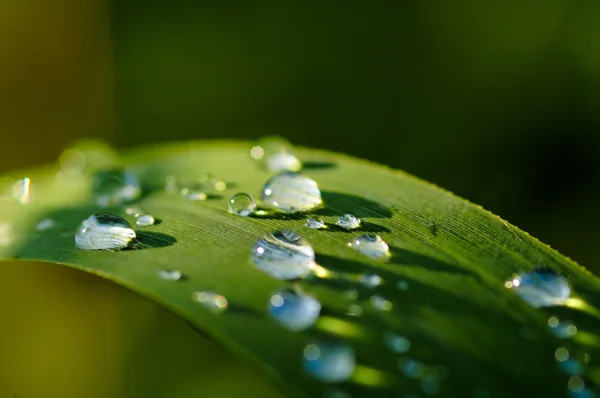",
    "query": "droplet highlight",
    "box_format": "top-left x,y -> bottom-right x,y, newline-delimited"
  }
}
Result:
191,291 -> 228,313
505,267 -> 571,307
75,213 -> 136,251
229,193 -> 256,216
268,288 -> 321,331
92,169 -> 141,207
251,230 -> 316,280
261,172 -> 322,213
303,341 -> 356,383
336,214 -> 361,230
348,234 -> 390,260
